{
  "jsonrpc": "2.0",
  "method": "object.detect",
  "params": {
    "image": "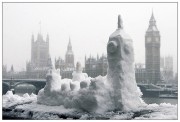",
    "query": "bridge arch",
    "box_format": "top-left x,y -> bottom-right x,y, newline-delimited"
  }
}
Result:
13,81 -> 46,94
2,79 -> 46,95
14,82 -> 37,94
2,82 -> 10,95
